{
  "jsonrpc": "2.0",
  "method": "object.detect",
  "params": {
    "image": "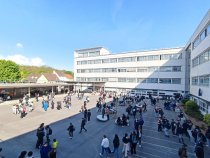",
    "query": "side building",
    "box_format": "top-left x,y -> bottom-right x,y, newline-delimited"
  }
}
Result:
74,47 -> 187,98
184,10 -> 210,114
